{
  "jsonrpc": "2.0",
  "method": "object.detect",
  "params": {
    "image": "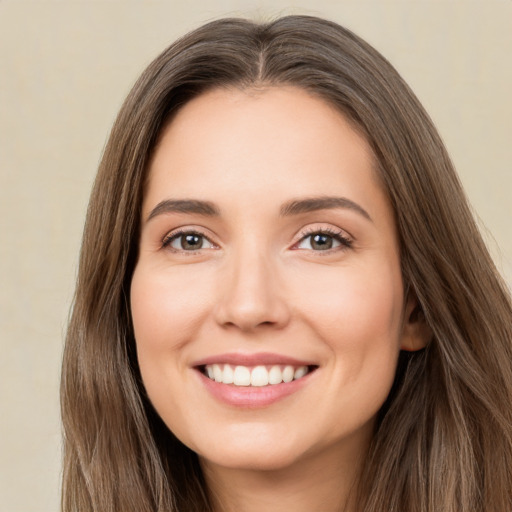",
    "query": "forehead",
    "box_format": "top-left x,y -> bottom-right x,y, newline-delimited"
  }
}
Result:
144,86 -> 388,220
